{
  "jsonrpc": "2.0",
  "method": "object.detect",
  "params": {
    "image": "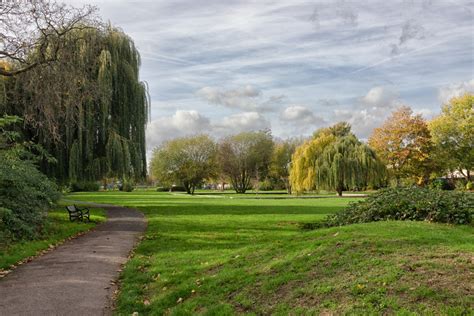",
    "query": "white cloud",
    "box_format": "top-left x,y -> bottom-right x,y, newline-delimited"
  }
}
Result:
281,105 -> 325,124
279,105 -> 326,135
146,110 -> 211,149
146,110 -> 270,149
360,86 -> 400,108
333,86 -> 401,138
215,112 -> 270,134
196,85 -> 283,112
438,79 -> 474,104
